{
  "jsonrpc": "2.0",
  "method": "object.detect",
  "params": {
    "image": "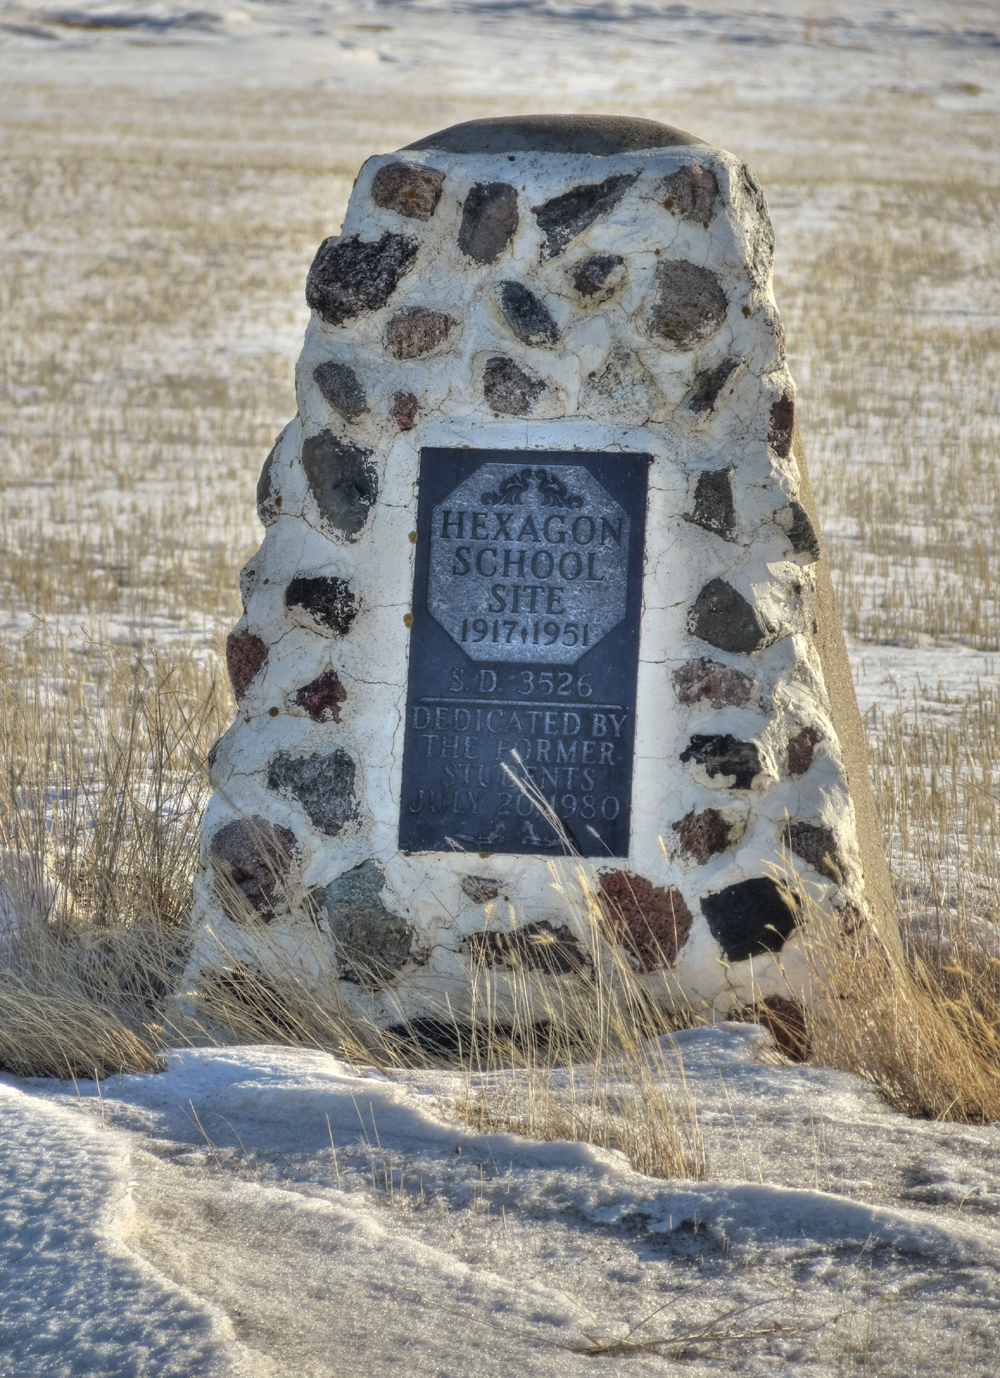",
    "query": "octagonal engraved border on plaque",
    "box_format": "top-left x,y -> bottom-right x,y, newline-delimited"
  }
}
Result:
400,448 -> 650,858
